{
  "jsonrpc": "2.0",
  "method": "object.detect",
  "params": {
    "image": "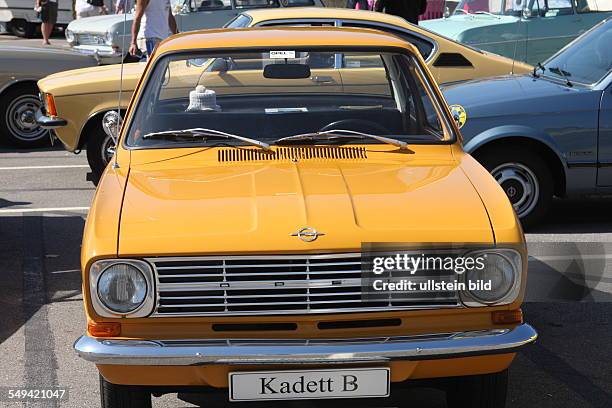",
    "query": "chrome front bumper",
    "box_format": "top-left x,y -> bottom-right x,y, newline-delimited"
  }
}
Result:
71,45 -> 123,64
74,323 -> 537,366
